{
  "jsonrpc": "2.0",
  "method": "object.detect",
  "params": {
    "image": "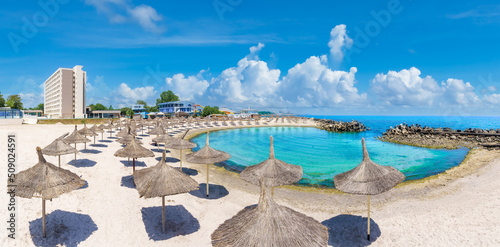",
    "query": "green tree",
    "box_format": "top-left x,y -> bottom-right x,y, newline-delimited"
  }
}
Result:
156,90 -> 179,106
120,107 -> 131,116
201,106 -> 224,117
136,100 -> 147,106
145,105 -> 158,113
109,105 -> 114,110
35,103 -> 44,111
94,103 -> 107,110
126,108 -> 134,118
6,95 -> 23,109
0,91 -> 5,107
